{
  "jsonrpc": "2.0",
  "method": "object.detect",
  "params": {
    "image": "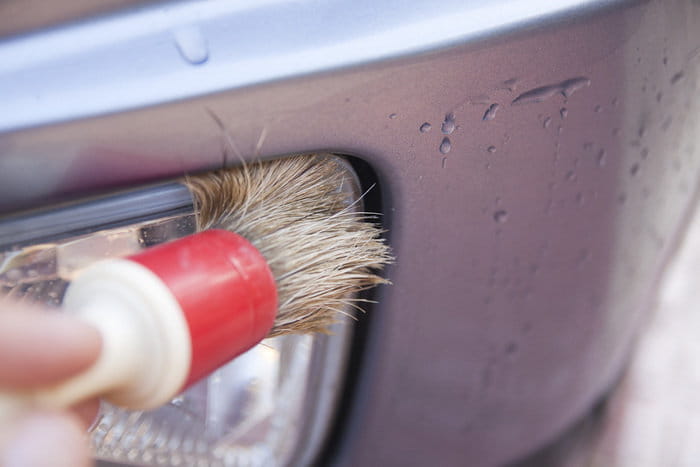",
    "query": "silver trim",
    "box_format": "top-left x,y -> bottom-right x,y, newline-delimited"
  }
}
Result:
0,183 -> 192,247
1,0 -> 611,133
